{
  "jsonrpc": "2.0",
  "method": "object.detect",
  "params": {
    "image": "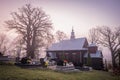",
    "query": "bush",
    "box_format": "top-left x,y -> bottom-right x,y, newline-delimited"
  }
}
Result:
57,60 -> 64,66
0,61 -> 14,66
112,67 -> 120,76
21,57 -> 31,64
